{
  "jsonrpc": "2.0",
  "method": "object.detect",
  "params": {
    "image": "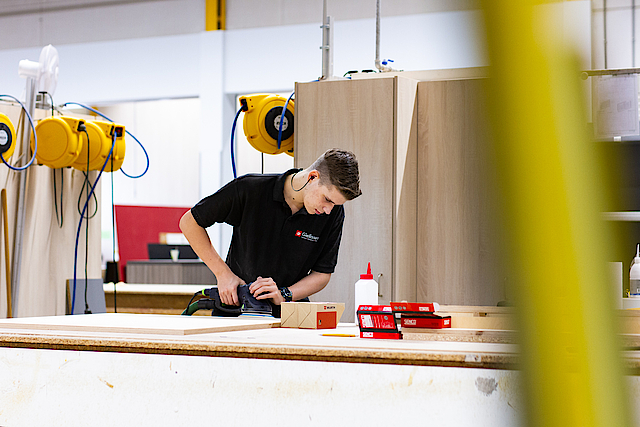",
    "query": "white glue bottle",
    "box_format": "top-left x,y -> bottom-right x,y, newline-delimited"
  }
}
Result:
631,245 -> 640,296
354,262 -> 378,325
